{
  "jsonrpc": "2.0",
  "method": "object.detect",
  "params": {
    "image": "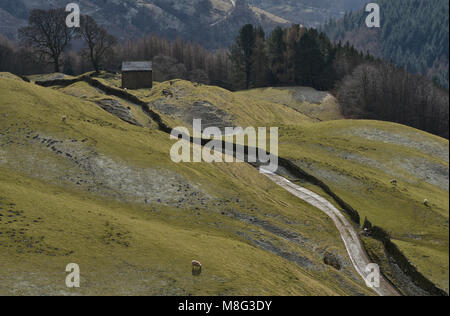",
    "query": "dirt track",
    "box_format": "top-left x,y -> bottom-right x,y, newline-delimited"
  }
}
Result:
260,168 -> 400,296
